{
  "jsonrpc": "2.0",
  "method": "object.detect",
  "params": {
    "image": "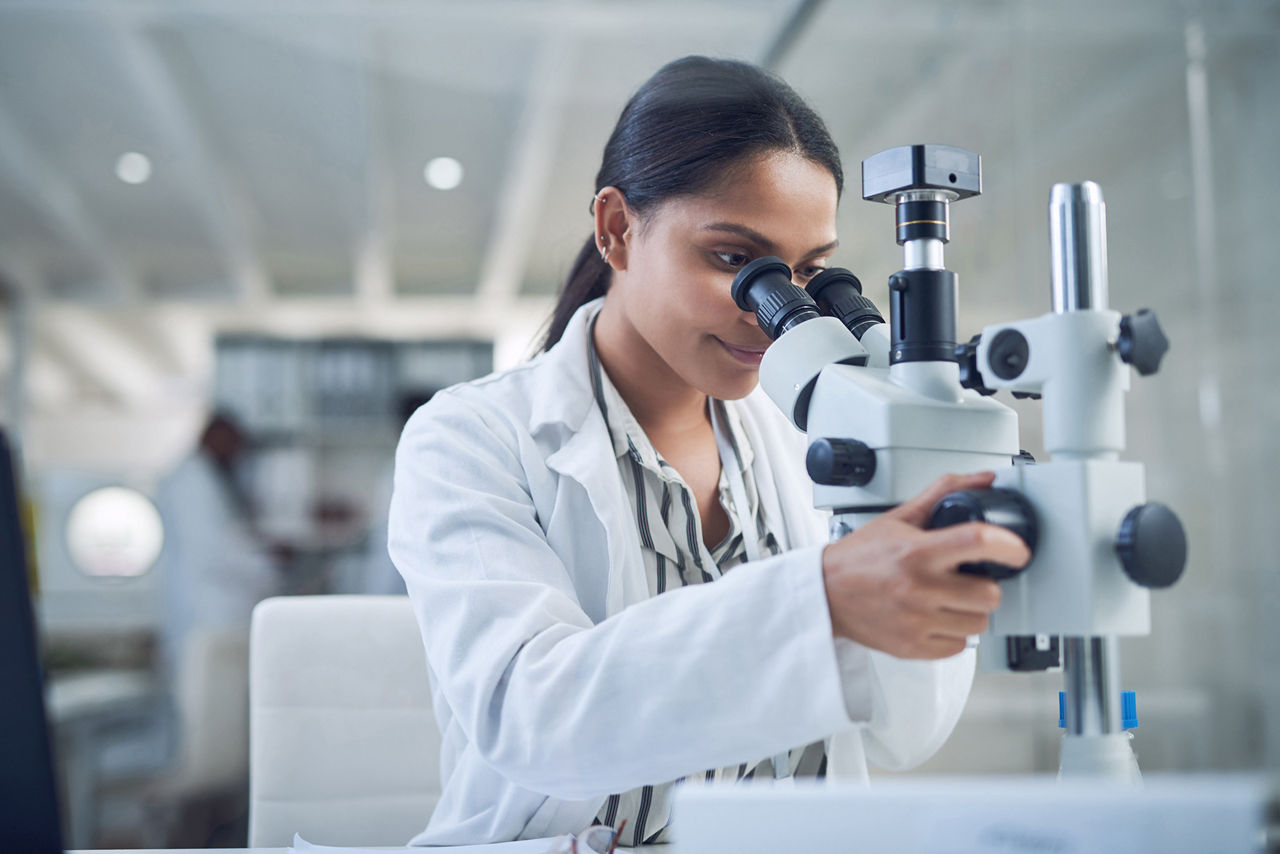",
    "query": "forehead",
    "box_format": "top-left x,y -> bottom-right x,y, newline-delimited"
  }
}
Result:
650,152 -> 840,248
